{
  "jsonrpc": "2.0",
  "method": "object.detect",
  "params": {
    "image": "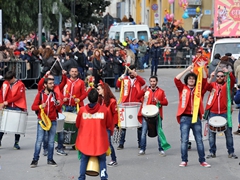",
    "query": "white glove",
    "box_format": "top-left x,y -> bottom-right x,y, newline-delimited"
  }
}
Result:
120,74 -> 125,80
